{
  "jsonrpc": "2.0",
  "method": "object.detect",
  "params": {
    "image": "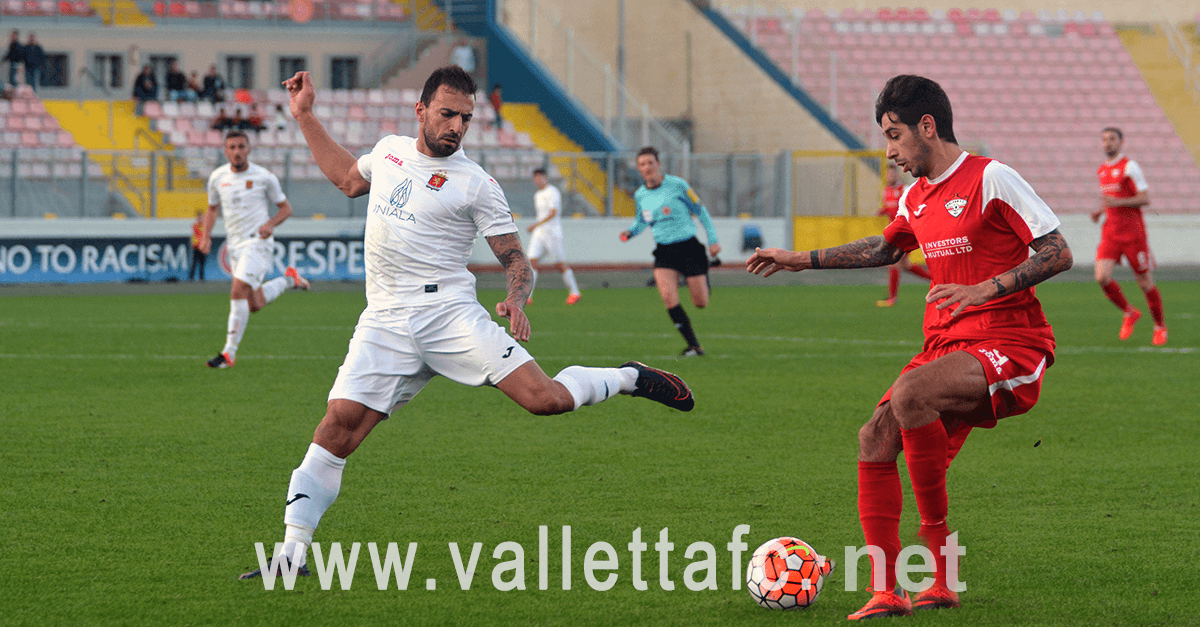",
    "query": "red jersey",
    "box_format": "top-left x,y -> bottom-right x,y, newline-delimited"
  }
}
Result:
881,184 -> 904,220
883,153 -> 1061,355
1097,156 -> 1148,243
